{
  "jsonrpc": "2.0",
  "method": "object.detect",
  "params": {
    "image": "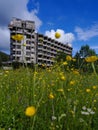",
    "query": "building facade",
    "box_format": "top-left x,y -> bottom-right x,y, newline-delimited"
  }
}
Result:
8,18 -> 72,66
